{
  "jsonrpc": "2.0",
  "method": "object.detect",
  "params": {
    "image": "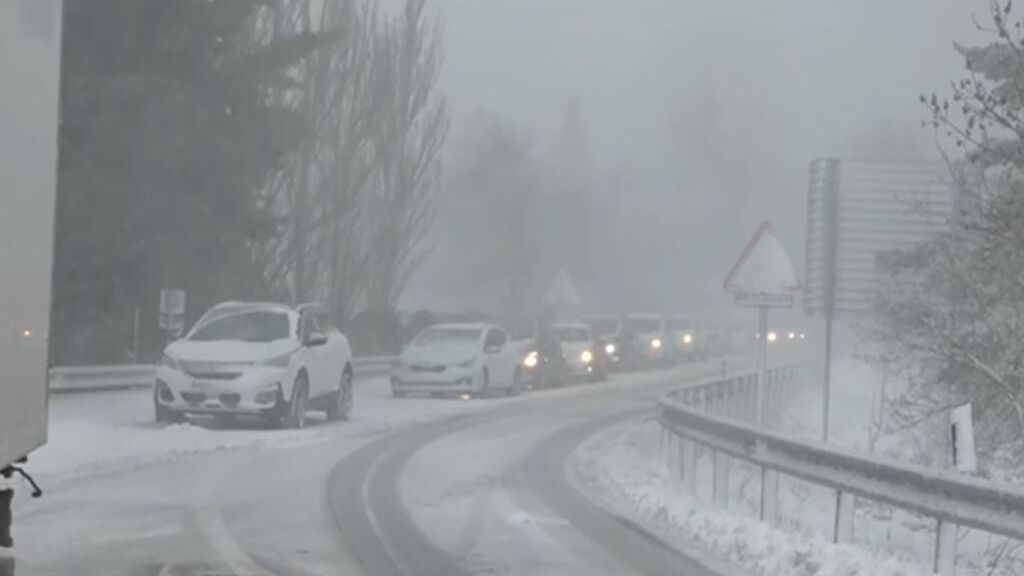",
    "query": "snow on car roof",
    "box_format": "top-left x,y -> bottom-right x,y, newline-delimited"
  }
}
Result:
212,301 -> 296,314
428,322 -> 491,331
552,322 -> 589,330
